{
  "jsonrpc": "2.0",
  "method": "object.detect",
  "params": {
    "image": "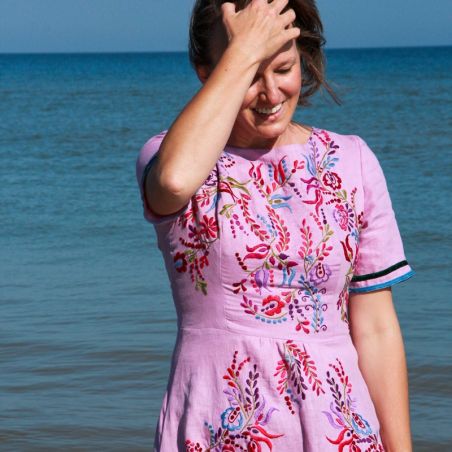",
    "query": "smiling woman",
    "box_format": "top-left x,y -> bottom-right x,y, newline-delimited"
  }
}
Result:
197,38 -> 305,149
135,1 -> 415,451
